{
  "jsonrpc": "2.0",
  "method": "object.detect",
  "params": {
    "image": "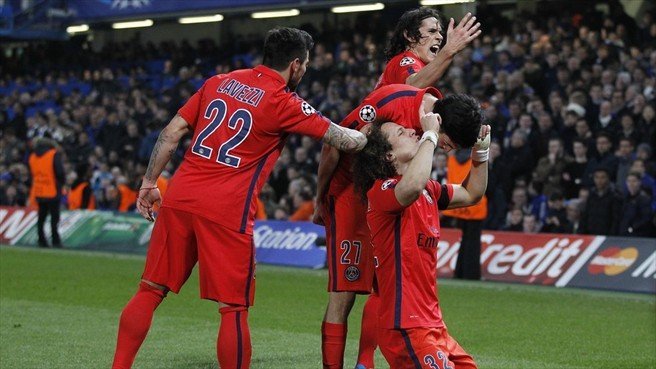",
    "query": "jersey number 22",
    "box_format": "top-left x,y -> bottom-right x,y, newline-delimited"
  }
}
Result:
192,98 -> 252,168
